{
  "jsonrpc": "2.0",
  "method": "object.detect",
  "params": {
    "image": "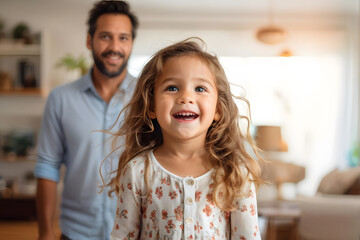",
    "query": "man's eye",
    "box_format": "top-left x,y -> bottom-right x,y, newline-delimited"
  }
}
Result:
100,35 -> 110,40
120,36 -> 129,41
166,86 -> 179,91
195,87 -> 206,92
